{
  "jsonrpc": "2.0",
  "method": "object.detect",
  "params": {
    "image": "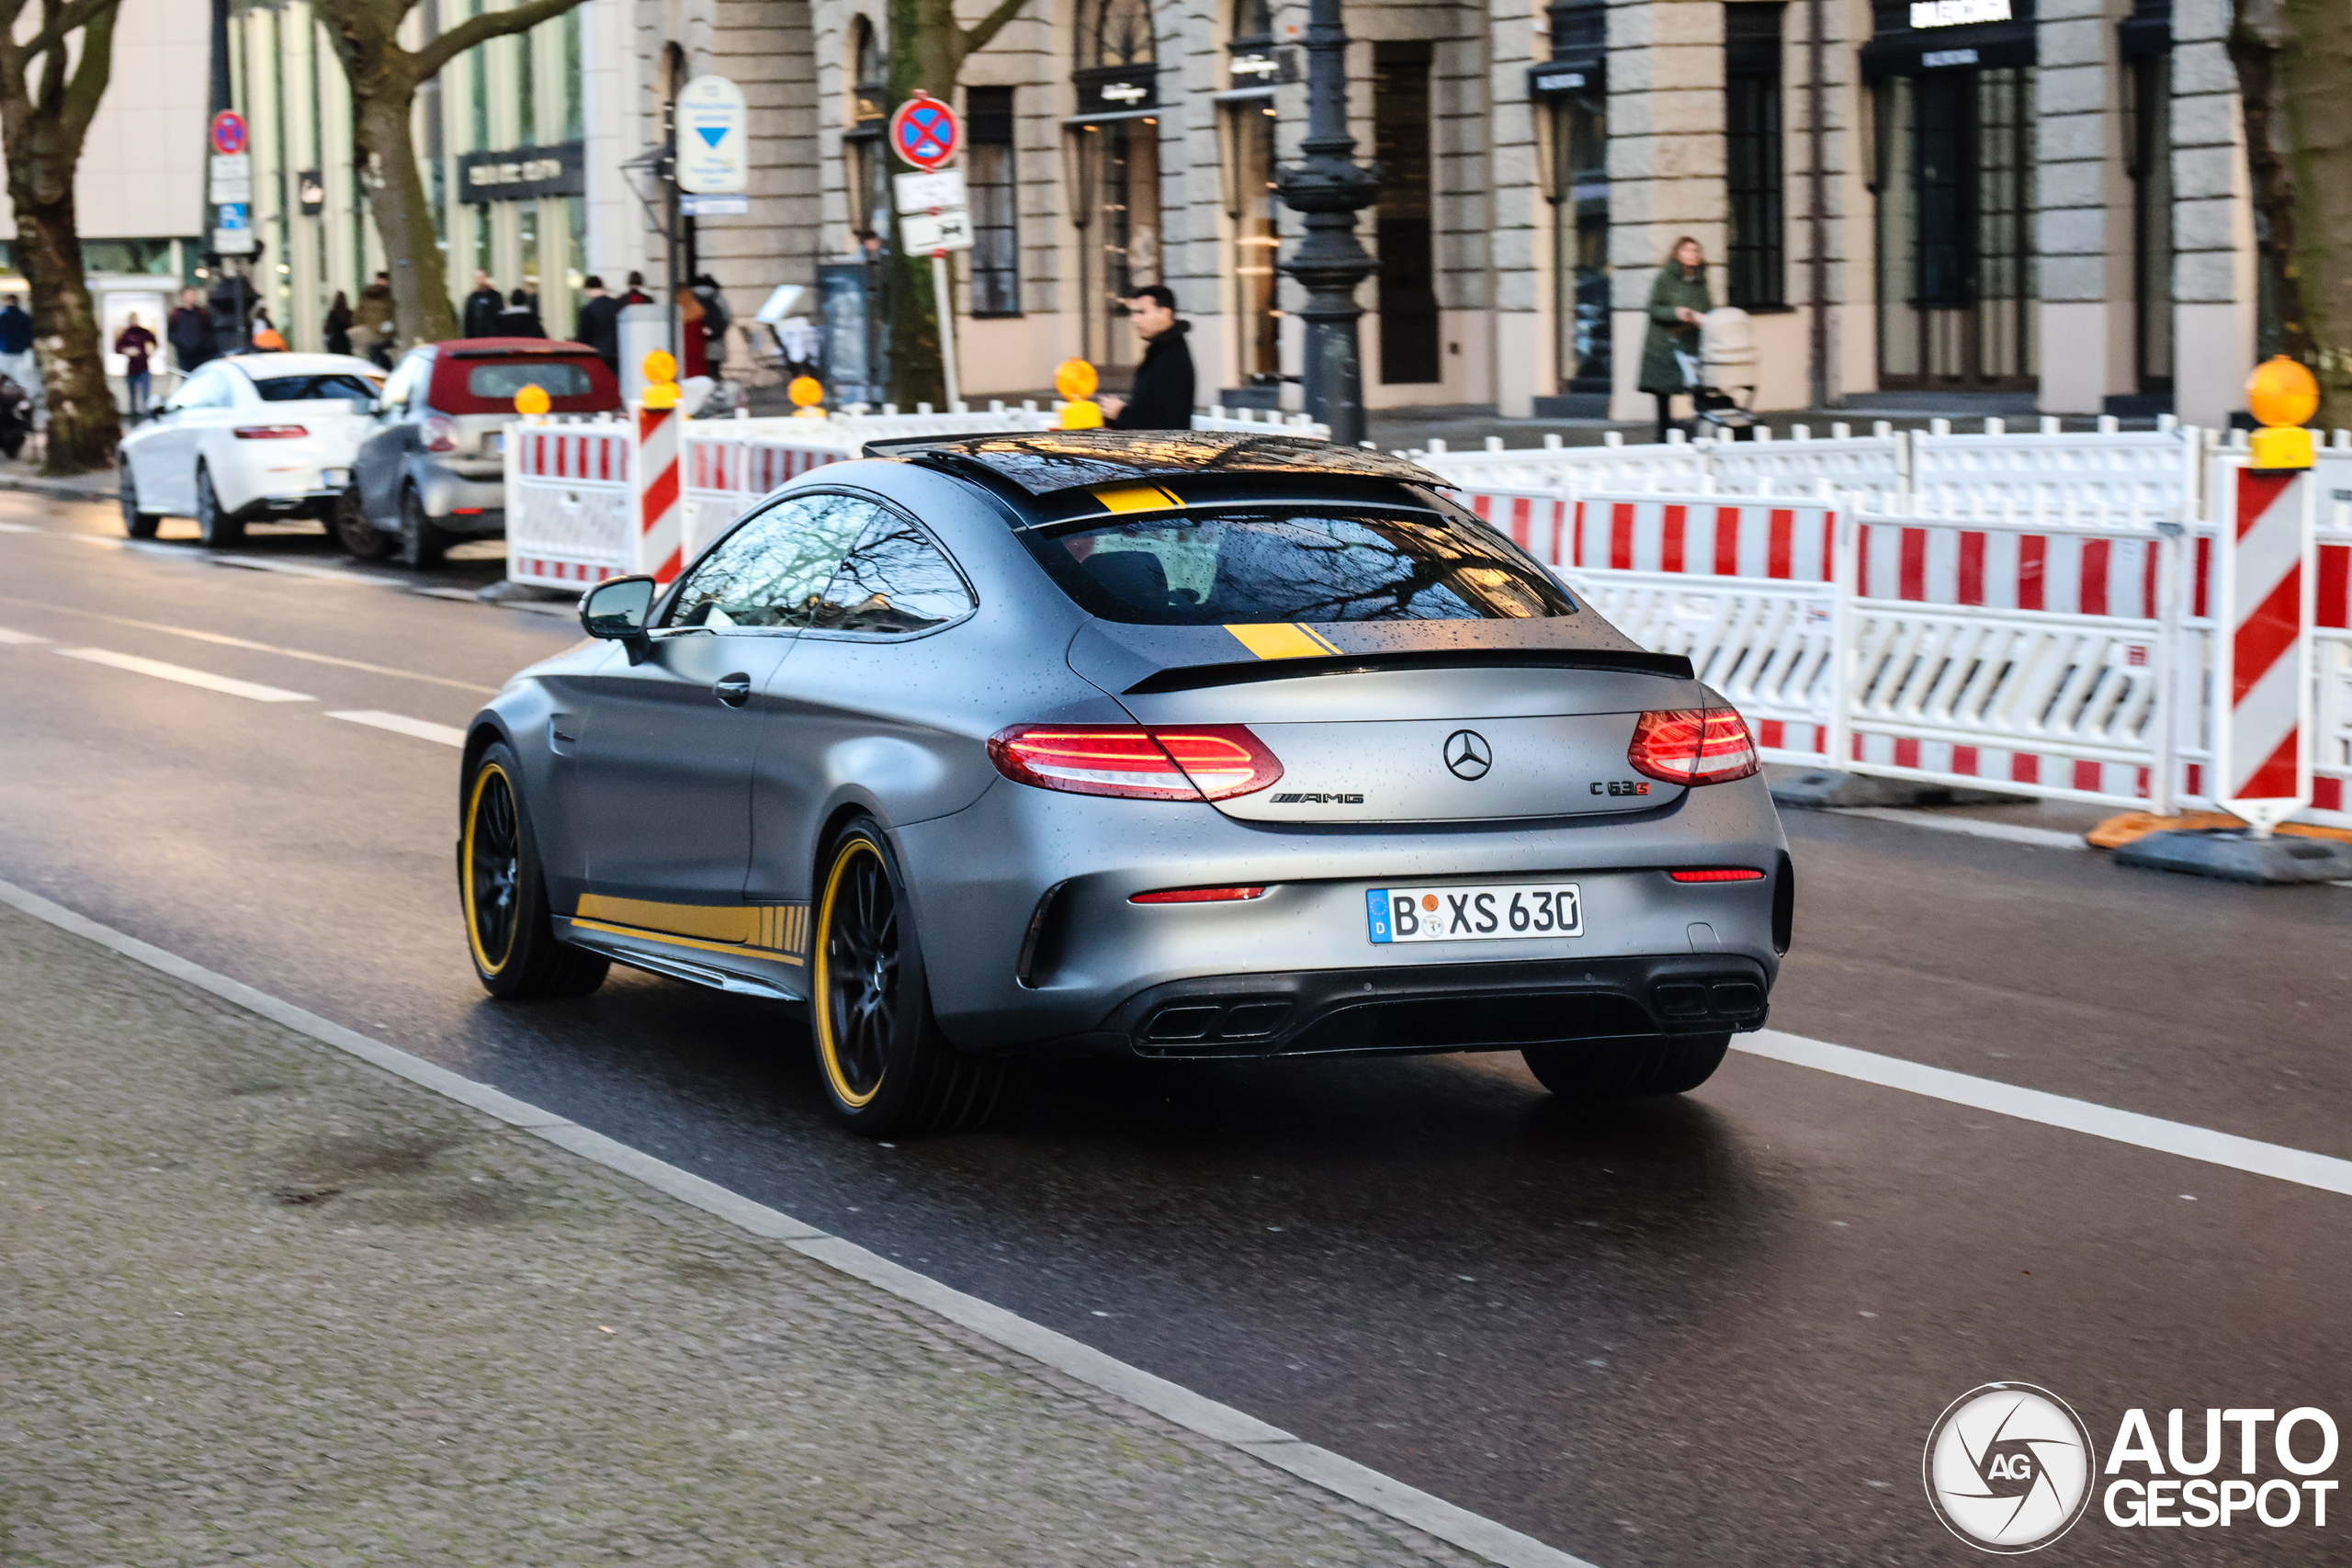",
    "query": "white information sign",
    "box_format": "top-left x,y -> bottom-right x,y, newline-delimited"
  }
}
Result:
674,75 -> 749,194
899,209 -> 974,254
893,170 -> 967,215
